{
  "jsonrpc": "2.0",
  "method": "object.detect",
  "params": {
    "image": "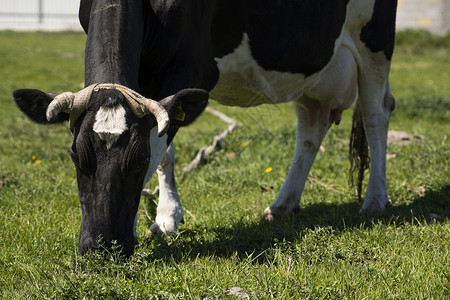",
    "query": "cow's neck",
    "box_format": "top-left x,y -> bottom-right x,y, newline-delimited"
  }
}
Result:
84,0 -> 146,90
